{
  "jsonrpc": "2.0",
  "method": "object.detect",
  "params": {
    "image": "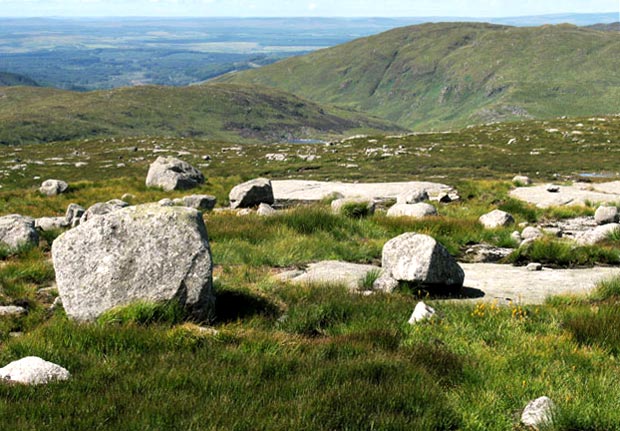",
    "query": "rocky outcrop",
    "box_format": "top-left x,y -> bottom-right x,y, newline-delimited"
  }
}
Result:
229,178 -> 274,209
146,157 -> 205,191
374,233 -> 464,292
386,203 -> 437,218
479,210 -> 515,229
52,203 -> 214,321
0,215 -> 39,250
0,356 -> 70,385
39,179 -> 68,196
